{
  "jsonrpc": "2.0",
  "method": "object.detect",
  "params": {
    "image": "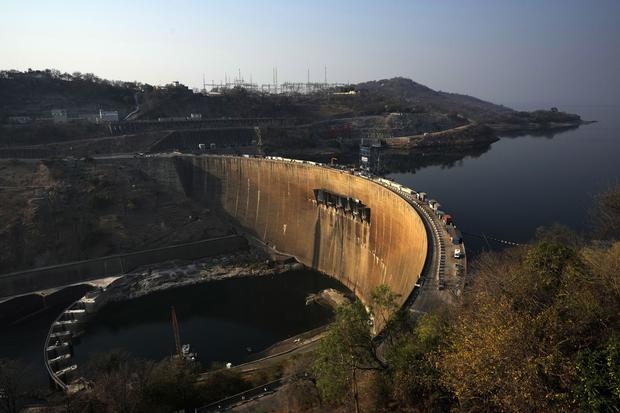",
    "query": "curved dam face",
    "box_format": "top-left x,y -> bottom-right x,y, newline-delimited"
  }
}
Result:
165,156 -> 428,308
